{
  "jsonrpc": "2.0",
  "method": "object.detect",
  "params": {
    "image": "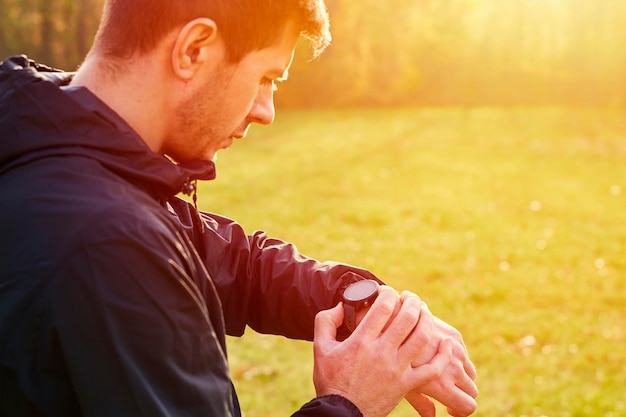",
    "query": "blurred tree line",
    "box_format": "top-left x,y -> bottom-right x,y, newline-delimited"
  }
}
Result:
0,0 -> 101,69
1,0 -> 625,107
